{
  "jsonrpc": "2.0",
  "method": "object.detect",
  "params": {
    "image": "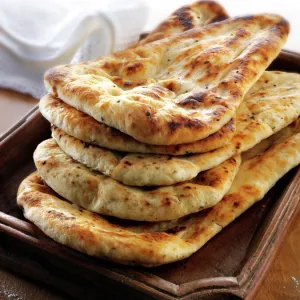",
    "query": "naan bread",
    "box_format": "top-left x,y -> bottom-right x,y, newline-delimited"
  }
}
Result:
40,1 -> 235,155
138,0 -> 228,45
52,126 -> 235,186
44,14 -> 289,145
18,132 -> 300,266
40,94 -> 235,155
232,71 -> 300,151
51,71 -> 300,186
140,0 -> 300,154
242,117 -> 300,160
40,1 -> 233,155
33,139 -> 240,221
